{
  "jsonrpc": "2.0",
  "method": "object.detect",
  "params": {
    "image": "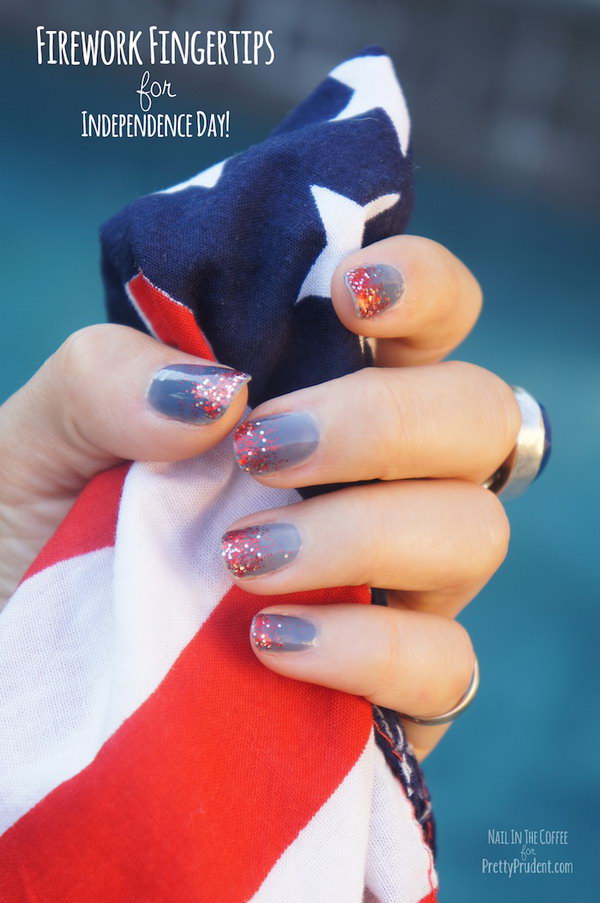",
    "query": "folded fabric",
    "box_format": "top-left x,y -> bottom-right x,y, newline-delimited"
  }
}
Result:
0,48 -> 438,902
